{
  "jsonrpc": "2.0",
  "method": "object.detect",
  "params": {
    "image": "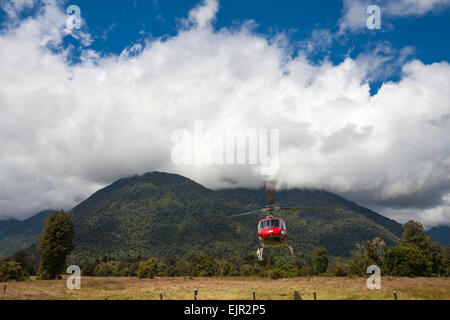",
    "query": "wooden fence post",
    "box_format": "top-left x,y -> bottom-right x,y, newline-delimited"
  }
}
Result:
253,290 -> 256,300
393,291 -> 397,300
160,292 -> 163,300
2,284 -> 6,294
194,289 -> 198,300
313,291 -> 317,300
